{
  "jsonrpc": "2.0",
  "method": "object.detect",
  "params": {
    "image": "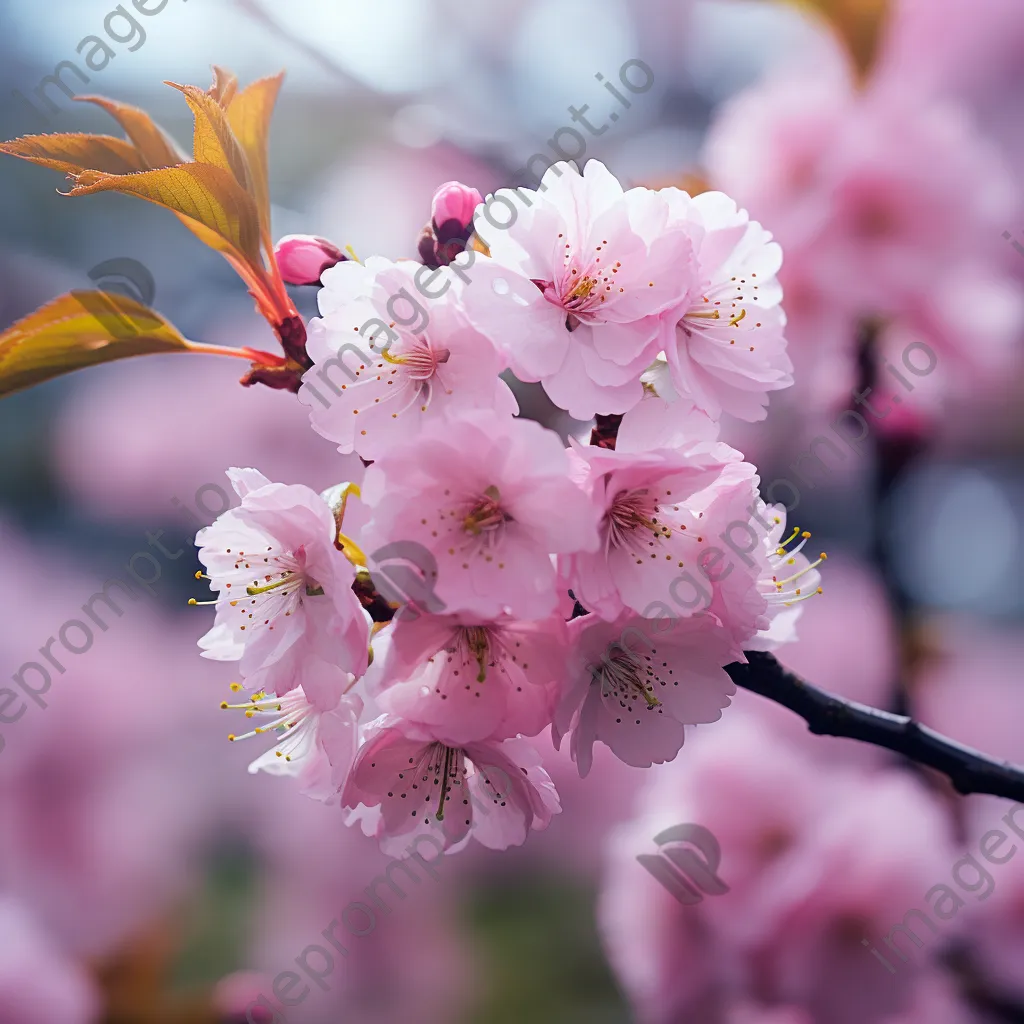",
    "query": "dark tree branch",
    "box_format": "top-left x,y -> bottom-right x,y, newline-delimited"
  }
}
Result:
728,651 -> 1024,804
